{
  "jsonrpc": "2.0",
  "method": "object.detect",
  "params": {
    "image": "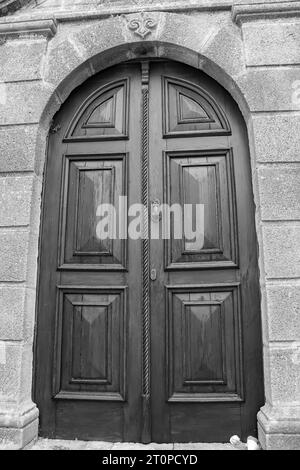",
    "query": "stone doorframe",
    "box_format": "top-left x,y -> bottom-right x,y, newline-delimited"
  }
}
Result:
0,5 -> 299,449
